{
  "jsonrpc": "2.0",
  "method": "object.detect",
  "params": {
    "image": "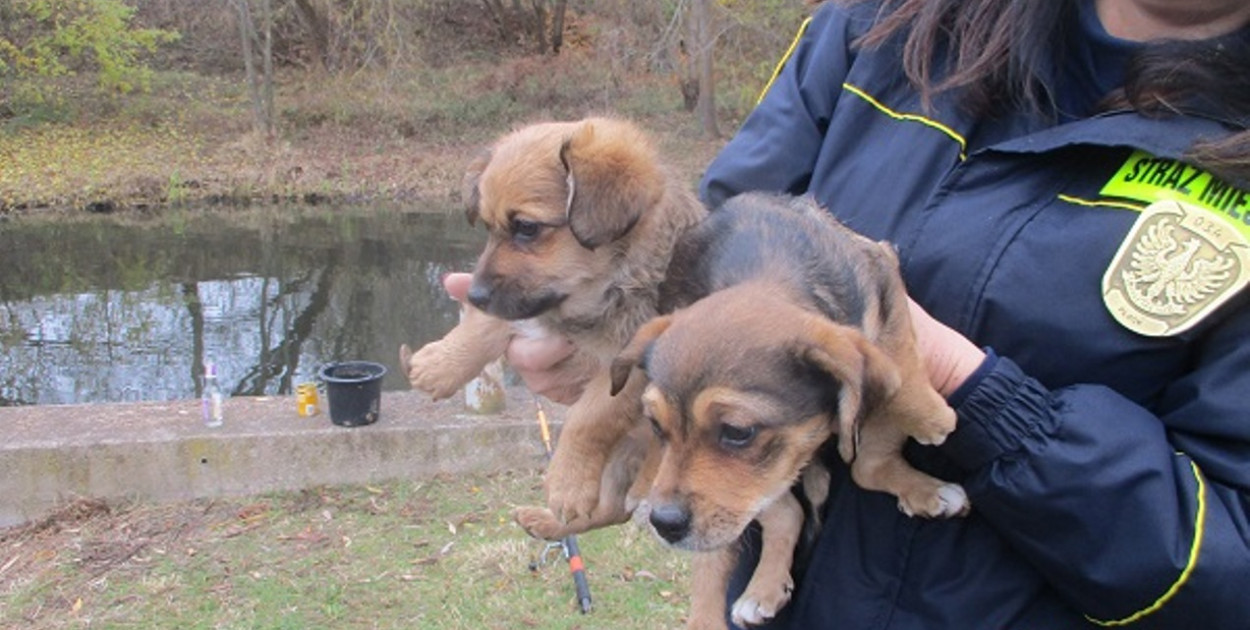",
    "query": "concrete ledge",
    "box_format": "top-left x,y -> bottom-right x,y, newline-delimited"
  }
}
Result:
0,389 -> 562,528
